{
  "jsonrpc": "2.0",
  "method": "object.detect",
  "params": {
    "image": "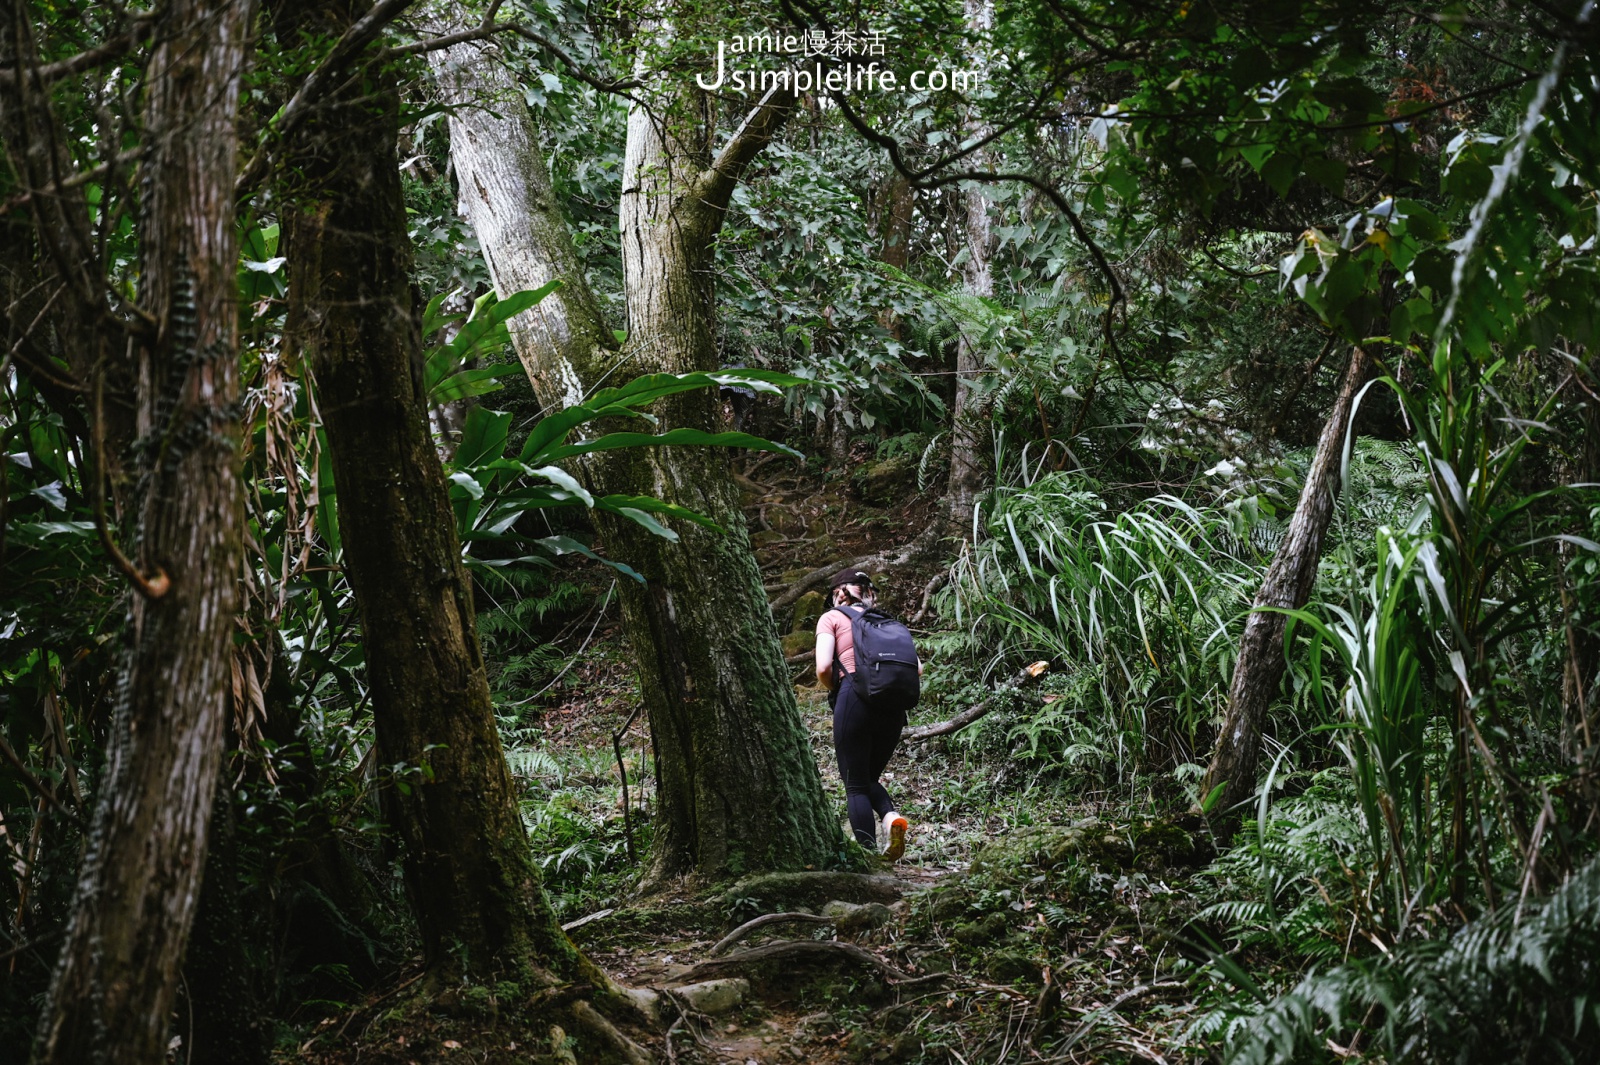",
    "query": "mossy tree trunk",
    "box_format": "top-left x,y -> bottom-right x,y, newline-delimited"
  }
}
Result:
432,33 -> 842,882
269,0 -> 580,982
31,0 -> 250,1059
1201,346 -> 1373,821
